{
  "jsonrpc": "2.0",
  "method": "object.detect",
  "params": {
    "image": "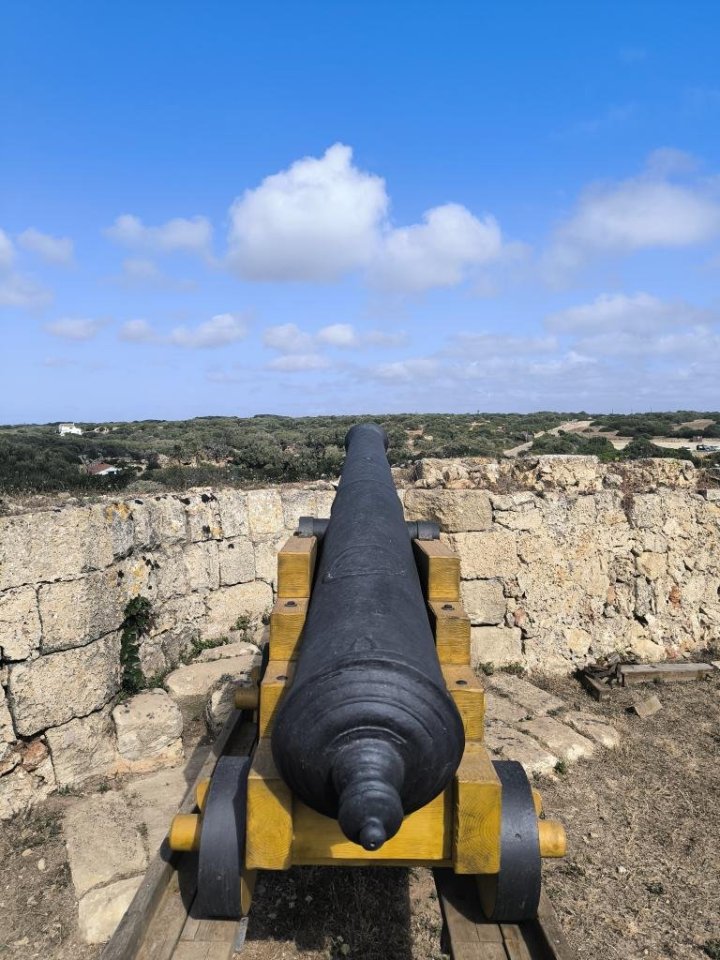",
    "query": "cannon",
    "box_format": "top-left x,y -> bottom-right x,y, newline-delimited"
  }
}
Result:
168,423 -> 566,924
